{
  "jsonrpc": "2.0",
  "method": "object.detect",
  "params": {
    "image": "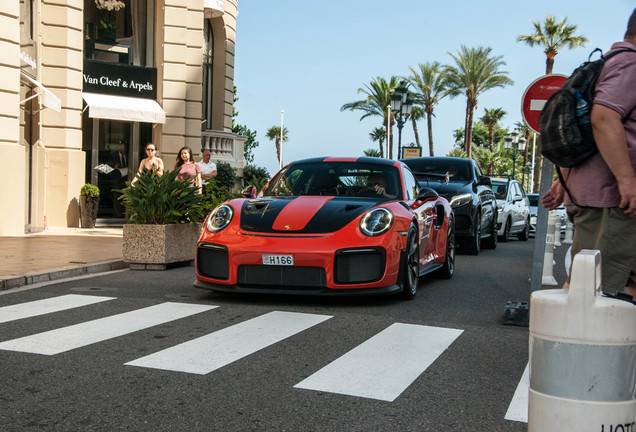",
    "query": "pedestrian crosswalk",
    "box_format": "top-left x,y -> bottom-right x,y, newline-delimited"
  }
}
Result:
0,294 -> 528,421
